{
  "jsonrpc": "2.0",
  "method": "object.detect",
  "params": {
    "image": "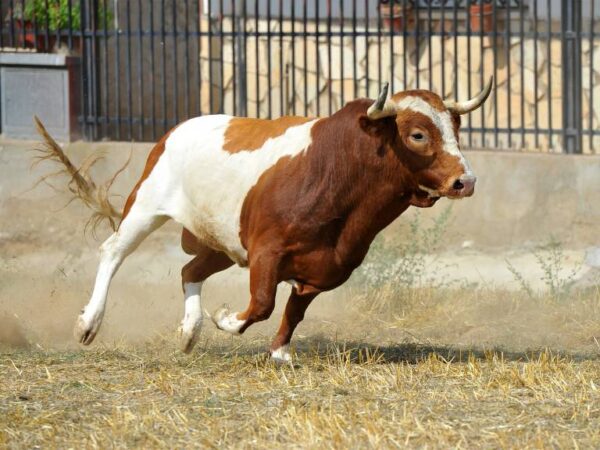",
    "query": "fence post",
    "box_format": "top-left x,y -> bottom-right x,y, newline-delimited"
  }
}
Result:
561,0 -> 582,154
